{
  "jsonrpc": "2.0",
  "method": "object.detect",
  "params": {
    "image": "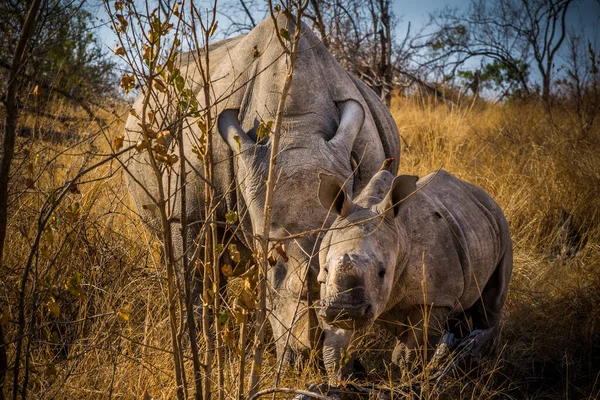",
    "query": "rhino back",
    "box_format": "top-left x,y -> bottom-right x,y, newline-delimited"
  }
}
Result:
388,170 -> 508,313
